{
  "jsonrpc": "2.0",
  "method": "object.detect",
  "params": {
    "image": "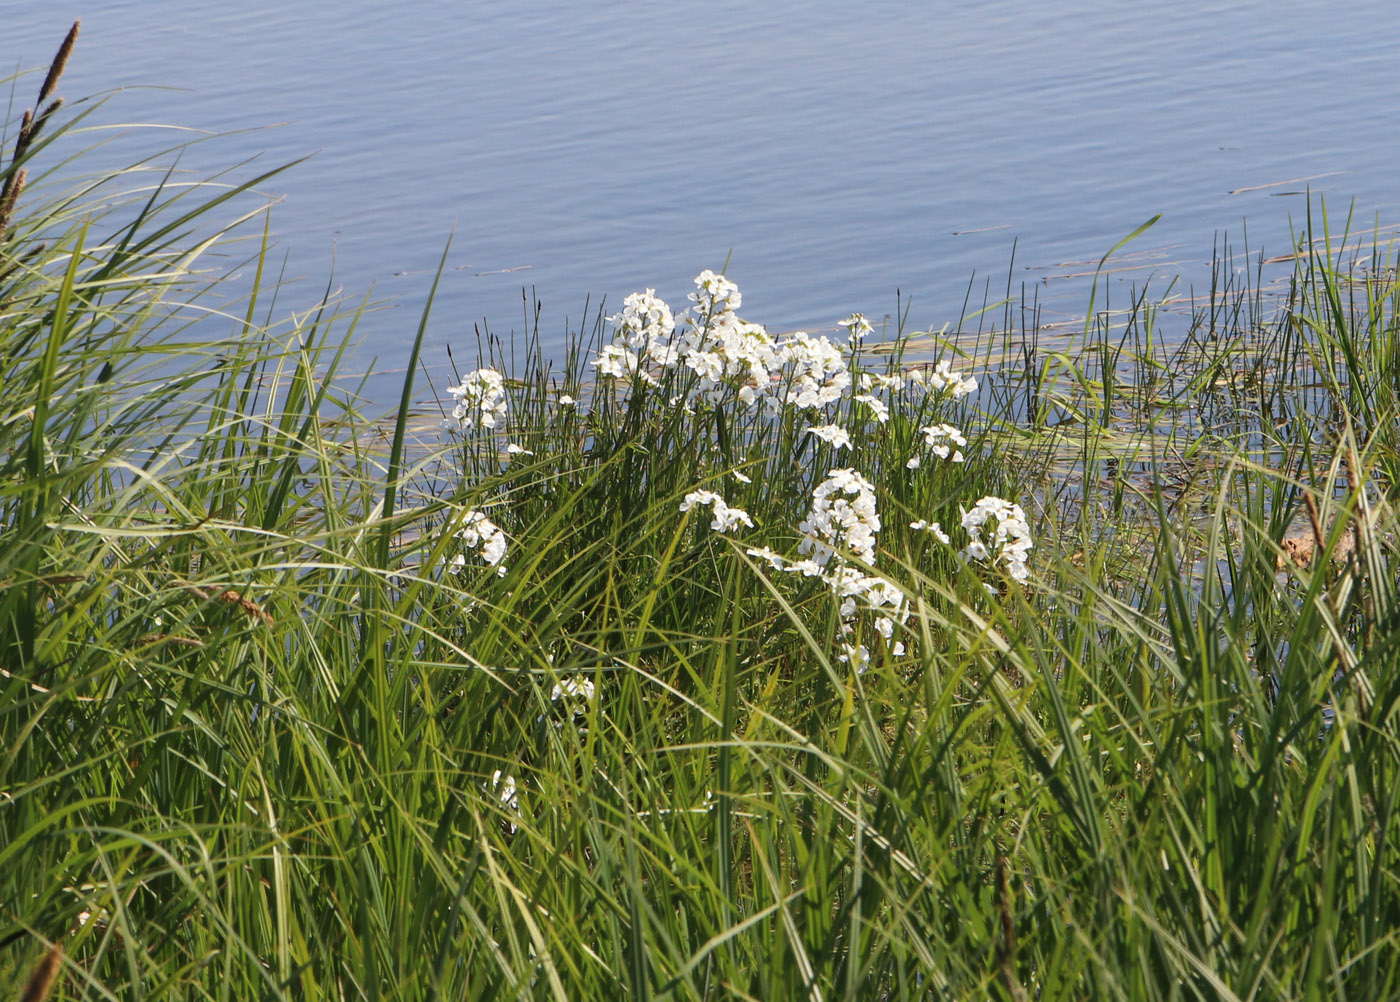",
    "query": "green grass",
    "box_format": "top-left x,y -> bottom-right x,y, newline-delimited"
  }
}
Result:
6,26 -> 1400,1001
